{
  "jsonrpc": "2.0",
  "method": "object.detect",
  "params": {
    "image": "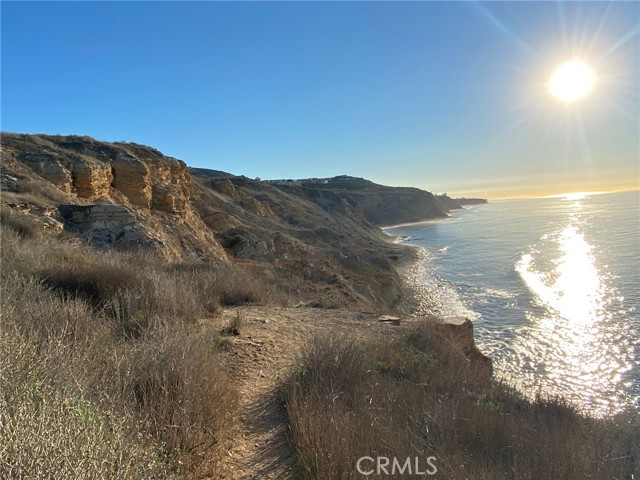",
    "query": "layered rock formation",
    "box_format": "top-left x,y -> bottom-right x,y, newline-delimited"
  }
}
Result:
1,134 -> 225,260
